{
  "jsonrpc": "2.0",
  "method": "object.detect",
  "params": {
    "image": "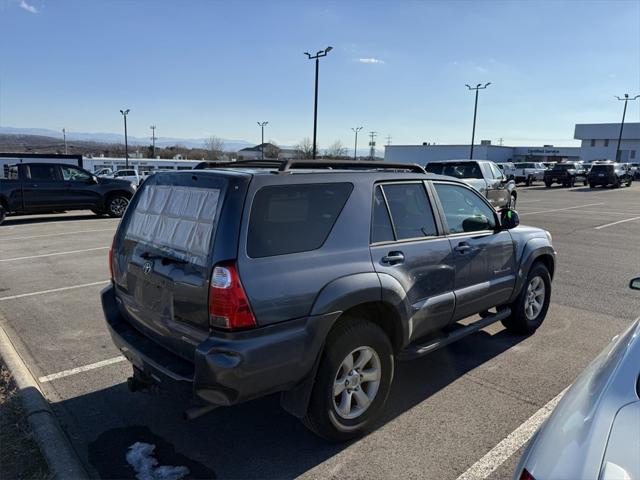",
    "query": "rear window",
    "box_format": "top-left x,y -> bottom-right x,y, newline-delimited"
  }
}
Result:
247,183 -> 353,258
125,185 -> 221,266
552,164 -> 574,171
28,165 -> 57,180
591,164 -> 613,173
425,162 -> 483,179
